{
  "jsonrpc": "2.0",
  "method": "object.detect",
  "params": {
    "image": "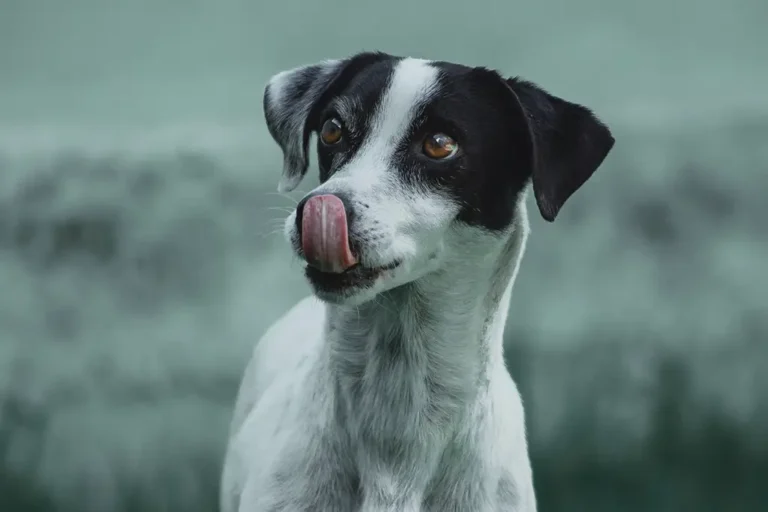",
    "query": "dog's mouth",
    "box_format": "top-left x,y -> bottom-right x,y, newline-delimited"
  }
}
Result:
298,194 -> 402,295
305,259 -> 401,293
